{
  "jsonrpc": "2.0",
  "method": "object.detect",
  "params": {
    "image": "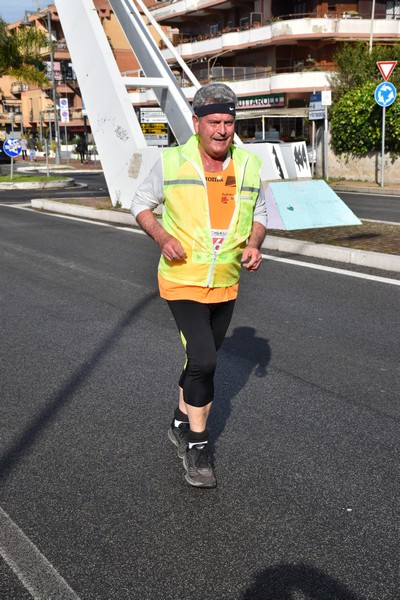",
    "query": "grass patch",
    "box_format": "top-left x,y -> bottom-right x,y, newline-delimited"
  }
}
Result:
55,197 -> 129,212
269,221 -> 400,255
0,174 -> 70,183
